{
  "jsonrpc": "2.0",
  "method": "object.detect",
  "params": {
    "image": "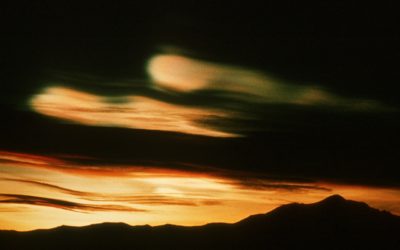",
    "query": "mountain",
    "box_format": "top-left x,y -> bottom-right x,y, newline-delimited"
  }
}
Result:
1,195 -> 399,249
